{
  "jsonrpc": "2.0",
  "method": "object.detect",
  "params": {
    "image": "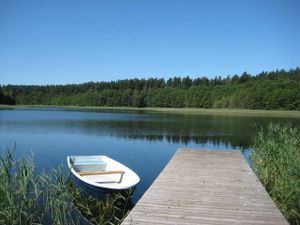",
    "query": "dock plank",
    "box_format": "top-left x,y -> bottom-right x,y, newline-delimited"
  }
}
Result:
122,149 -> 288,225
